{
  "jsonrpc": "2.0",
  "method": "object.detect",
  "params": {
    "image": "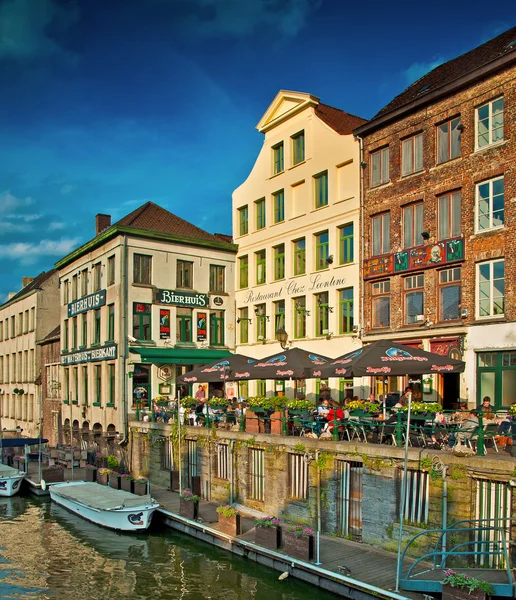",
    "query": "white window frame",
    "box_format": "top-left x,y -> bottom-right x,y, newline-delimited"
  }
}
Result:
475,176 -> 504,233
370,147 -> 389,187
475,97 -> 504,150
477,259 -> 505,319
402,202 -> 424,249
371,212 -> 390,256
438,191 -> 462,240
401,133 -> 423,176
